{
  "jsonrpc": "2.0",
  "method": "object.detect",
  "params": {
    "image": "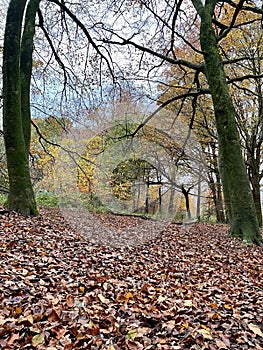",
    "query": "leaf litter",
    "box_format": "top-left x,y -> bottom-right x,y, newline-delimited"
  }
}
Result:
0,208 -> 263,349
